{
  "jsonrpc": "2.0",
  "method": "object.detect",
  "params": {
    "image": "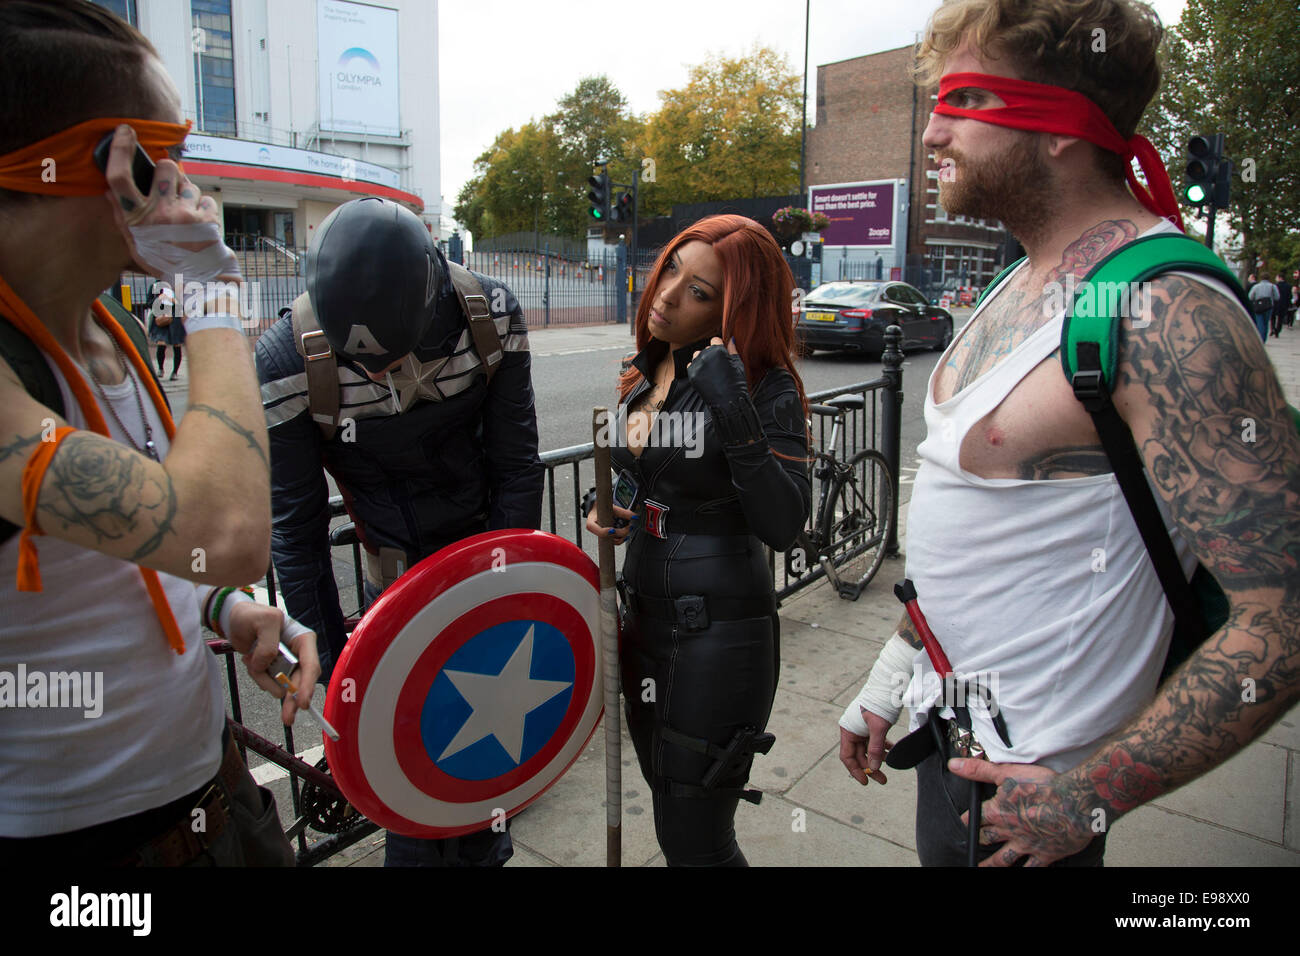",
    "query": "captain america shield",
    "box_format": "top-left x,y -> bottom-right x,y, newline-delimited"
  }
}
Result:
323,529 -> 603,838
